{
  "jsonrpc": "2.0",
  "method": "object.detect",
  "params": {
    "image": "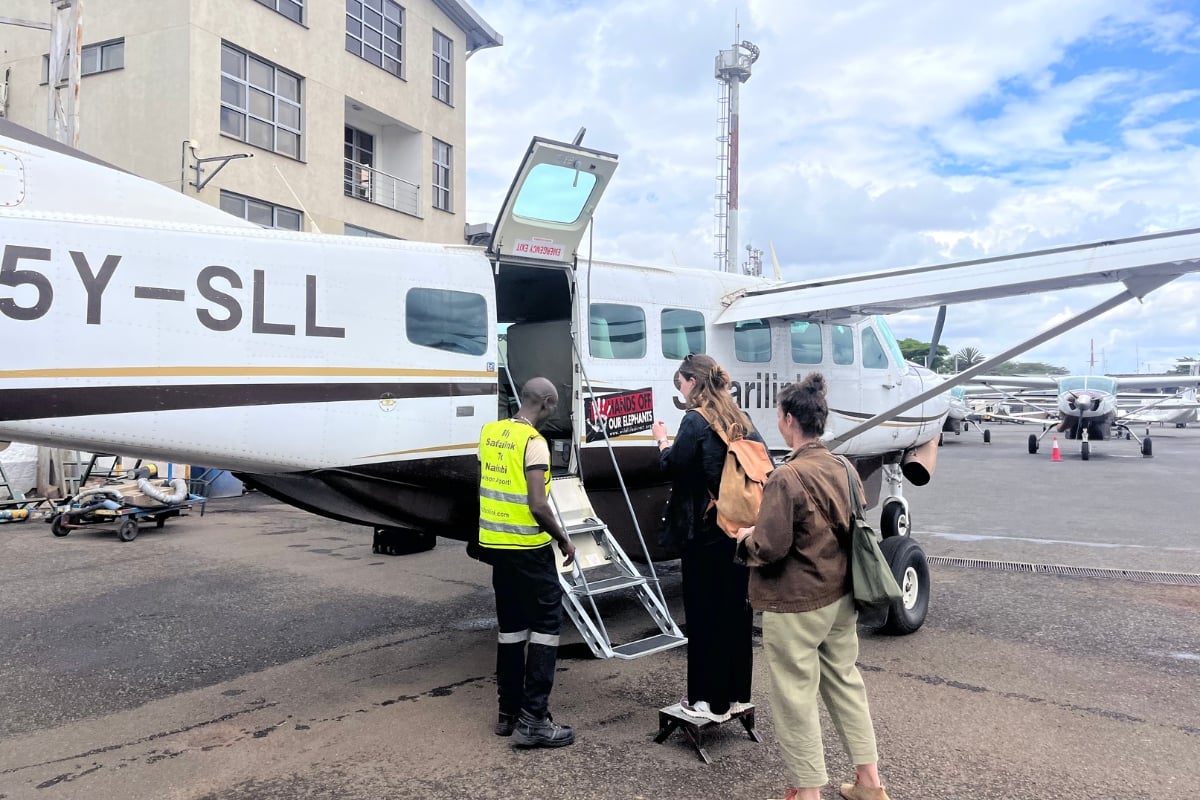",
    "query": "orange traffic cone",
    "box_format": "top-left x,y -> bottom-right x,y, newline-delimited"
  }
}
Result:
1050,437 -> 1061,462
